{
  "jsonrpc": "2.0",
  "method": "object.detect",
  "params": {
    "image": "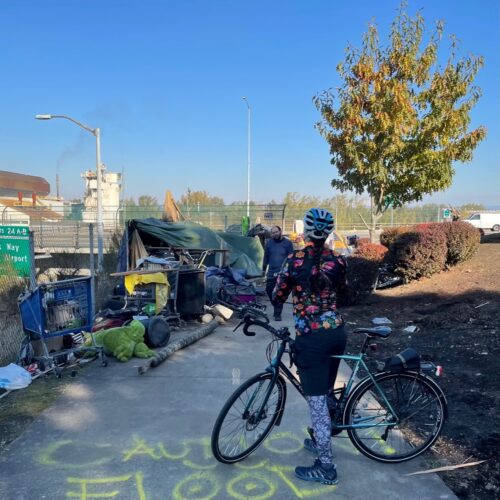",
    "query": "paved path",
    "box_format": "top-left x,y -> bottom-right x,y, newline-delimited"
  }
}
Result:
0,304 -> 456,499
